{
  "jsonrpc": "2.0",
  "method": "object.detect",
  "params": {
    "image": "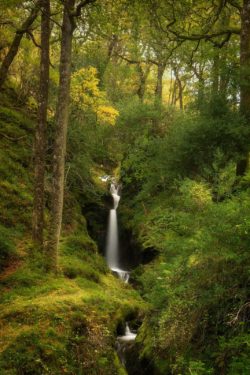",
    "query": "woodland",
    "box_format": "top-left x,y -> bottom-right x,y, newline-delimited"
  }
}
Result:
0,0 -> 250,374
